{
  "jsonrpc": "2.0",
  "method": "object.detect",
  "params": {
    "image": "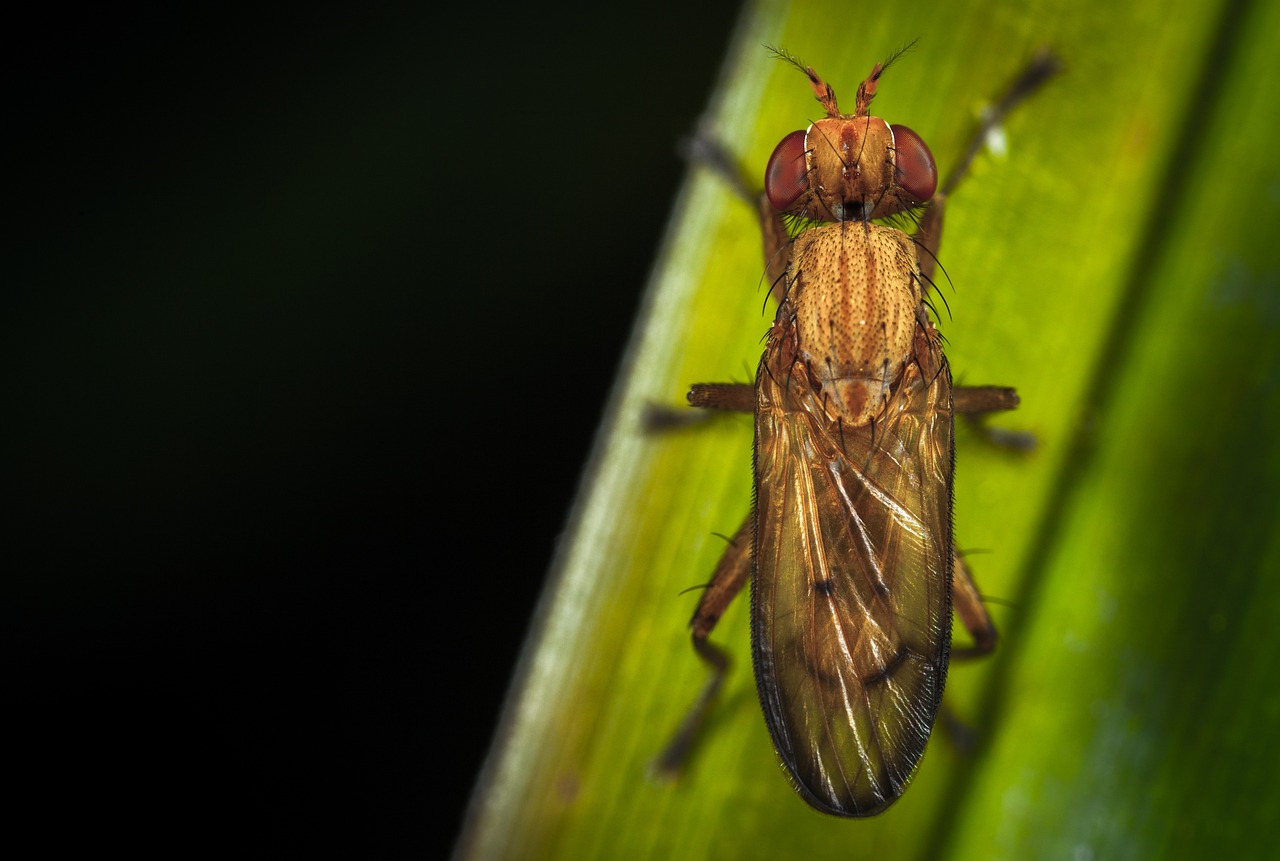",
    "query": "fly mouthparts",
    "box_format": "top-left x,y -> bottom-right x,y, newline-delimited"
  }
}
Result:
830,200 -> 876,222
